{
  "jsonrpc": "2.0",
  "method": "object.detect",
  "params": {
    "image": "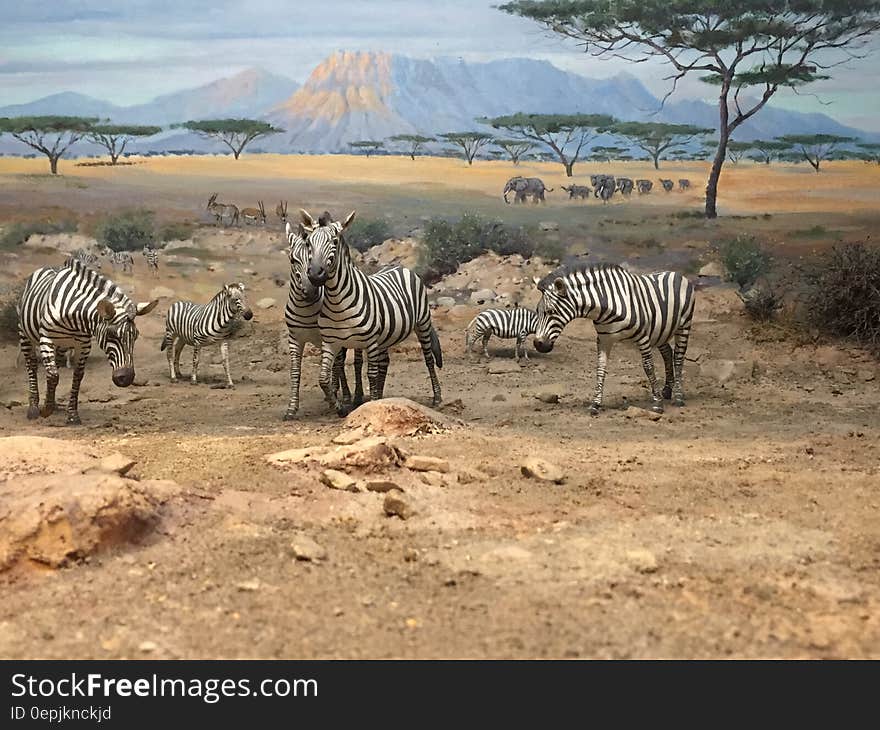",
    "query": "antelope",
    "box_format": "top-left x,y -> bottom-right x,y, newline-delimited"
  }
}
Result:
276,201 -> 288,223
241,201 -> 267,226
206,193 -> 239,227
